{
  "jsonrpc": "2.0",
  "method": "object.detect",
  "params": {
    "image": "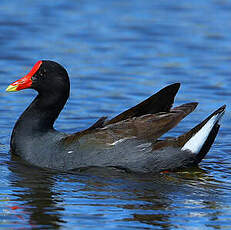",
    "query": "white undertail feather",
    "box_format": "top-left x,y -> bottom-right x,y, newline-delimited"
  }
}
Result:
181,111 -> 224,154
